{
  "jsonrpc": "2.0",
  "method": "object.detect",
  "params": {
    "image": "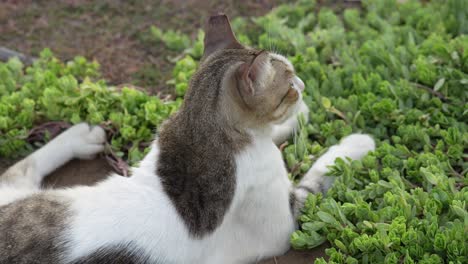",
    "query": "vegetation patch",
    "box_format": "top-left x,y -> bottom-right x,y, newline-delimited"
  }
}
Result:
0,0 -> 466,263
